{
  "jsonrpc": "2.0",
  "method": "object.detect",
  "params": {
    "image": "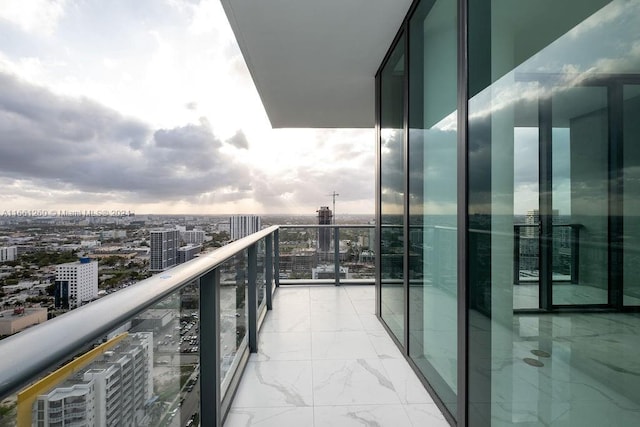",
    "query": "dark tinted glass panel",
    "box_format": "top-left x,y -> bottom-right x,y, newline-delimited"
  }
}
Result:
623,84 -> 640,307
407,0 -> 457,416
468,1 -> 640,425
380,34 -> 406,343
